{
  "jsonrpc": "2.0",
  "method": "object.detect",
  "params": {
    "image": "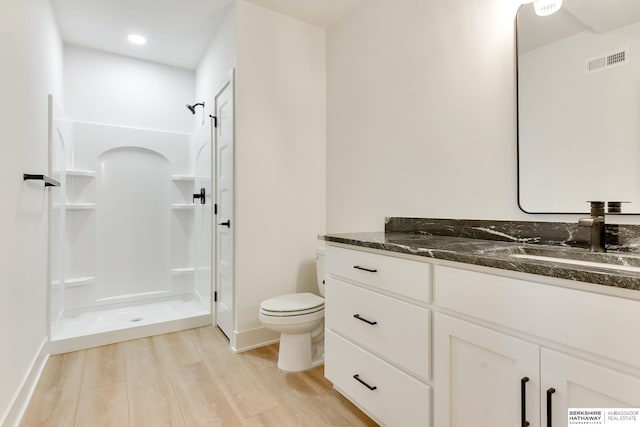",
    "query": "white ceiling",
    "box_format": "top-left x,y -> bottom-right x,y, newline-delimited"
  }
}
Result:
51,0 -> 233,70
51,0 -> 360,70
246,0 -> 361,28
